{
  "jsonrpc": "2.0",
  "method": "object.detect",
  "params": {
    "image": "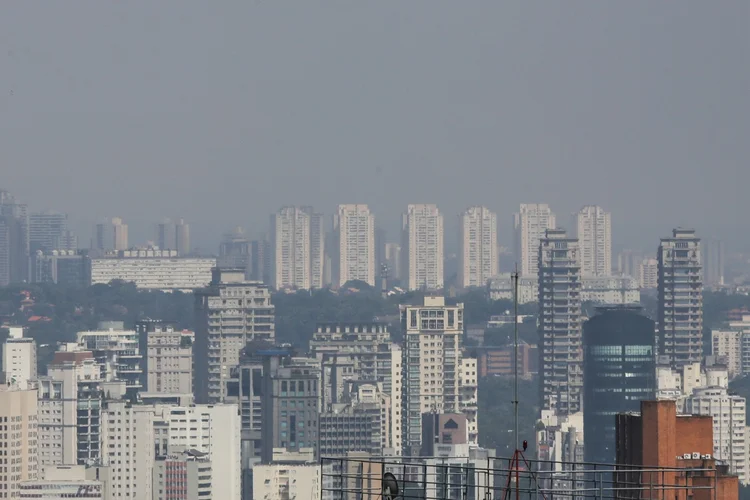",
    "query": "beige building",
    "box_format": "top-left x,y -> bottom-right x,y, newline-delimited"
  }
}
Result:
139,321 -> 194,395
3,327 -> 37,389
575,205 -> 611,277
252,449 -> 320,500
270,206 -> 324,290
400,297 -> 463,455
333,204 -> 376,287
402,204 -> 444,291
111,217 -> 128,251
19,466 -> 104,500
459,206 -> 497,288
514,203 -> 556,277
0,381 -> 39,498
459,357 -> 479,445
91,251 -> 216,291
